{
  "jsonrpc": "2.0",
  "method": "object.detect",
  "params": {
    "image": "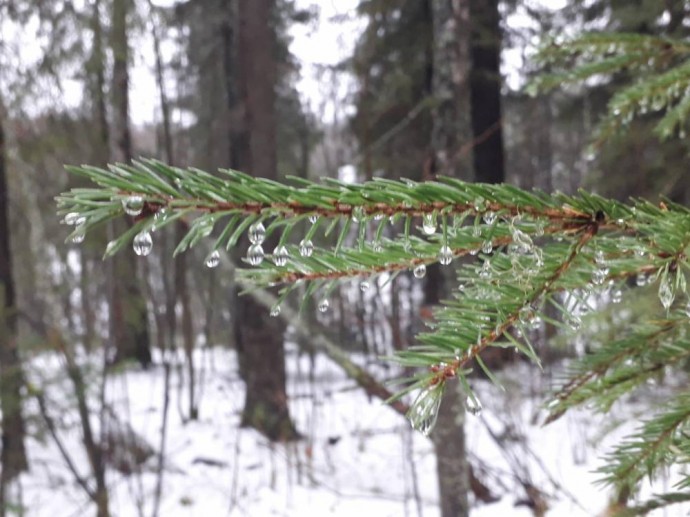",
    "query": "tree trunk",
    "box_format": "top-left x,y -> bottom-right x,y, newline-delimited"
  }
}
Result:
469,0 -> 504,184
110,0 -> 152,368
428,0 -> 474,515
231,0 -> 298,441
0,98 -> 28,512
